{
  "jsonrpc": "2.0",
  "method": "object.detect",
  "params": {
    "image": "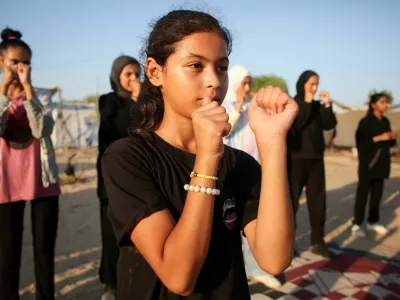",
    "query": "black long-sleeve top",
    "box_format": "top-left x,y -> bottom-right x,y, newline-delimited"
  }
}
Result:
96,92 -> 140,199
288,99 -> 337,159
356,114 -> 396,179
